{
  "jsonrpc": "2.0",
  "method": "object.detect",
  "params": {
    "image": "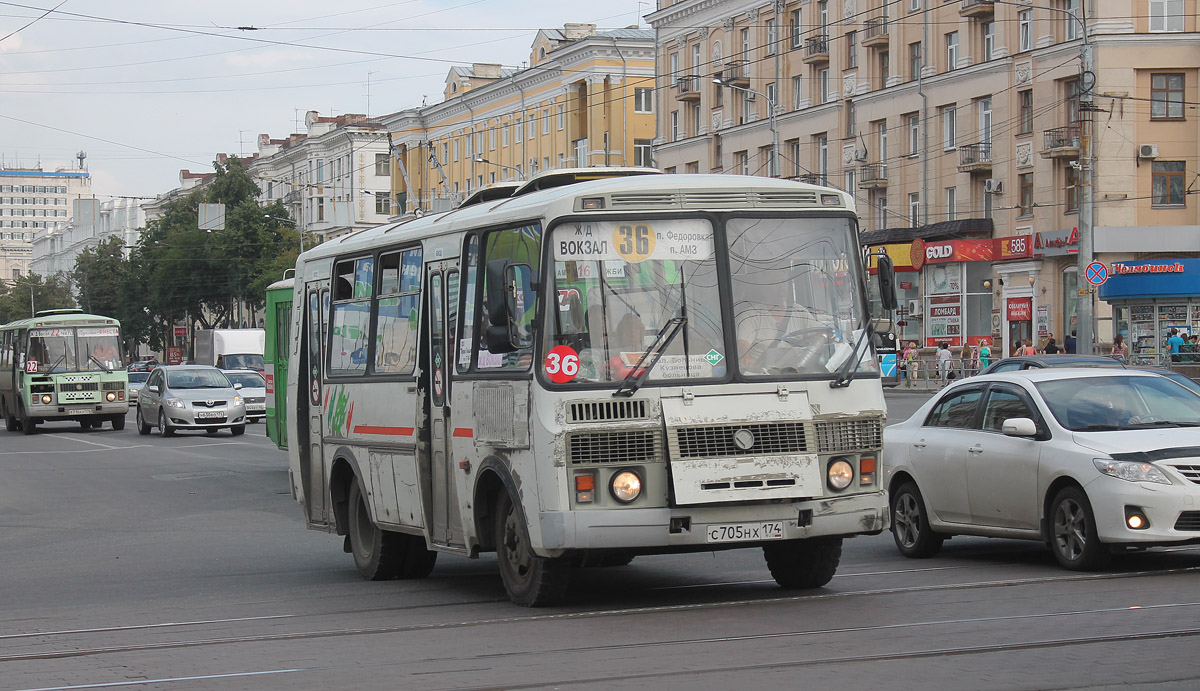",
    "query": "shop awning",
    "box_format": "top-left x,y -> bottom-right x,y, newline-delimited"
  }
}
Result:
859,217 -> 994,247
